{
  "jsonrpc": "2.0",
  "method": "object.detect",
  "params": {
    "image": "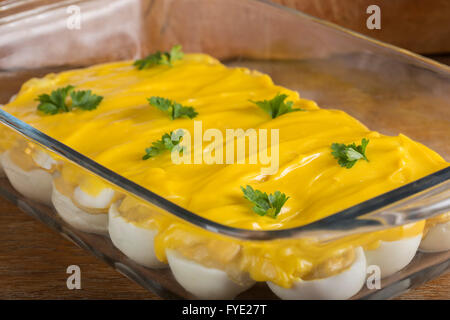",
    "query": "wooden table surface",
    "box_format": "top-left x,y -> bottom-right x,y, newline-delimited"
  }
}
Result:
0,196 -> 448,300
